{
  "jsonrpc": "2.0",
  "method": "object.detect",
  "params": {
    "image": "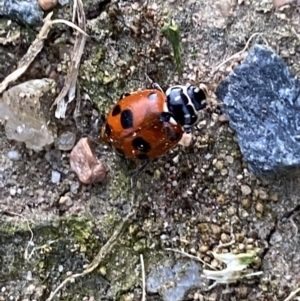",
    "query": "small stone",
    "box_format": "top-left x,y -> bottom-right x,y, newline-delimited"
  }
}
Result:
7,150 -> 20,160
204,153 -> 212,160
220,233 -> 230,243
59,196 -> 72,207
26,271 -> 32,281
38,0 -> 58,10
258,189 -> 269,200
241,185 -> 251,196
51,170 -> 61,183
178,132 -> 193,147
58,0 -> 69,5
255,202 -> 264,214
220,168 -> 228,176
58,265 -> 63,272
227,206 -> 236,216
215,160 -> 223,170
70,182 -> 80,194
270,193 -> 279,202
226,155 -> 234,164
70,138 -> 107,184
10,188 -> 16,196
199,245 -> 209,253
55,131 -> 76,151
